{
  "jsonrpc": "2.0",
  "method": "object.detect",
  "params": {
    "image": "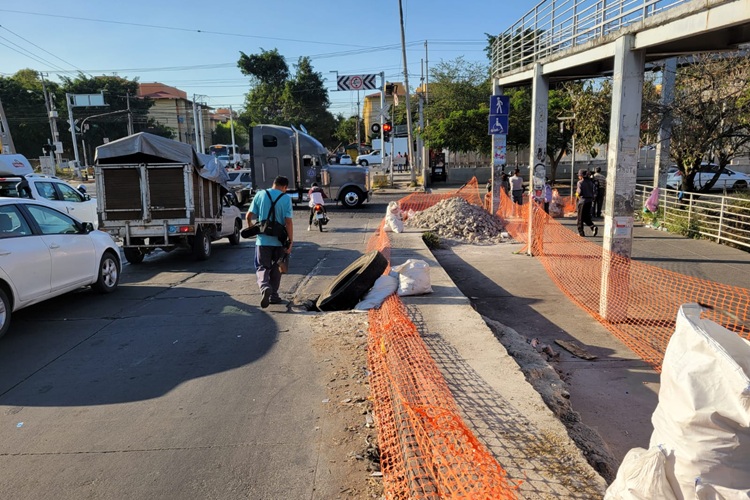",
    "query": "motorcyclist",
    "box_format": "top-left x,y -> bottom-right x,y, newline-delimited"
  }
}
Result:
307,182 -> 328,231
